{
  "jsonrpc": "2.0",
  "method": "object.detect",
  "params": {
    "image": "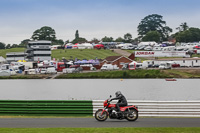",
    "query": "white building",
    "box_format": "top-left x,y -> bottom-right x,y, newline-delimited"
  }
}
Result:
147,58 -> 200,67
26,40 -> 51,61
6,52 -> 26,62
